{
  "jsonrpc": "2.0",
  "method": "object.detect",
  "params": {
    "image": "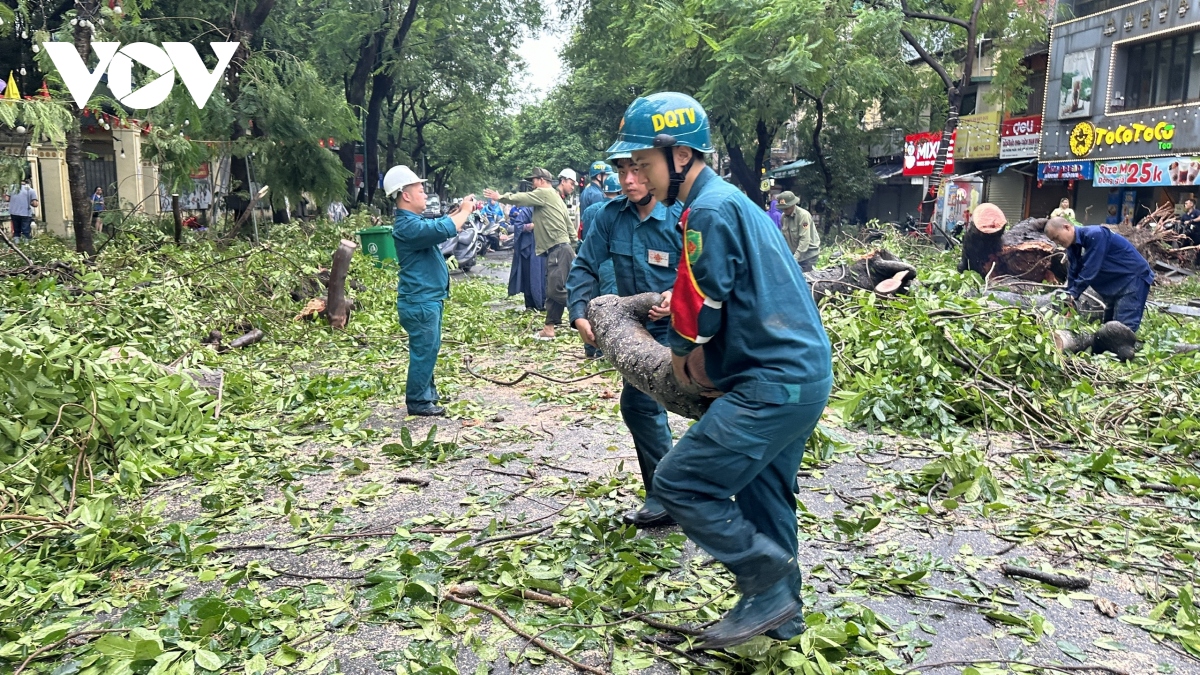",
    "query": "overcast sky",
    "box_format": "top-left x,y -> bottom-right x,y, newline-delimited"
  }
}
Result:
511,5 -> 568,108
